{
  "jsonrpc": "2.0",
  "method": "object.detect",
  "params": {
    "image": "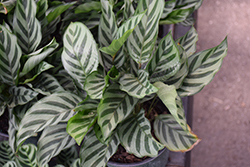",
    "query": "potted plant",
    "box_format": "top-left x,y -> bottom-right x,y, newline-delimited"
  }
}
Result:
0,0 -> 228,167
